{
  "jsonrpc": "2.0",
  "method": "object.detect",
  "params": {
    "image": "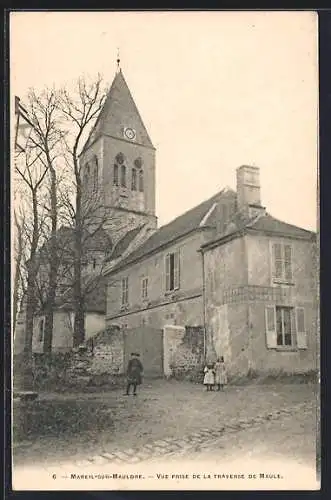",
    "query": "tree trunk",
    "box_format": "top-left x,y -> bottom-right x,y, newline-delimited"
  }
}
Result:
73,172 -> 85,347
13,250 -> 22,336
18,190 -> 39,390
13,212 -> 23,335
43,164 -> 58,353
